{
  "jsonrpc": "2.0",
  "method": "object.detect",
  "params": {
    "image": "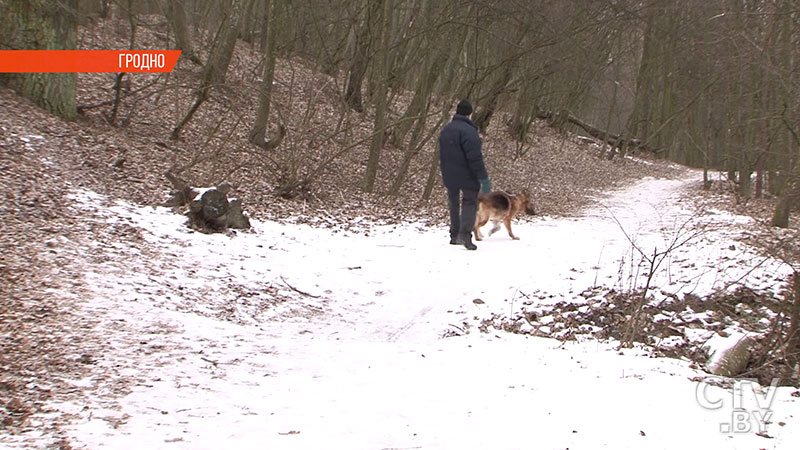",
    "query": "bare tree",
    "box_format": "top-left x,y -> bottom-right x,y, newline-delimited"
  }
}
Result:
771,158 -> 800,228
248,0 -> 285,150
172,0 -> 248,139
161,0 -> 203,65
343,2 -> 374,112
362,0 -> 393,193
203,0 -> 247,86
